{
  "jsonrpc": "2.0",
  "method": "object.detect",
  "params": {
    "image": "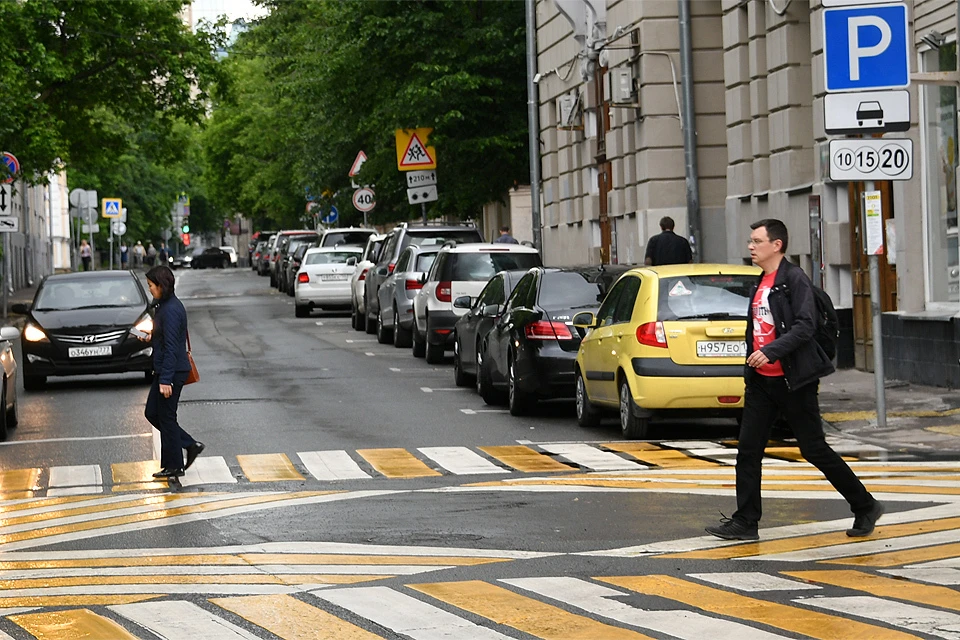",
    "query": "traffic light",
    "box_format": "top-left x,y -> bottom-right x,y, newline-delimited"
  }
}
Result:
182,223 -> 190,233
